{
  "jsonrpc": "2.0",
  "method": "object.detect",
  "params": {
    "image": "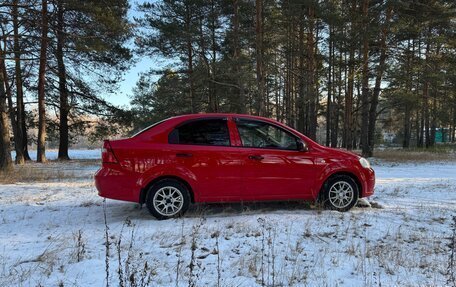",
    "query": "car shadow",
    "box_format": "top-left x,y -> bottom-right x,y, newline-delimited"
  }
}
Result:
104,200 -> 320,223
183,200 -> 317,219
104,199 -> 375,223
